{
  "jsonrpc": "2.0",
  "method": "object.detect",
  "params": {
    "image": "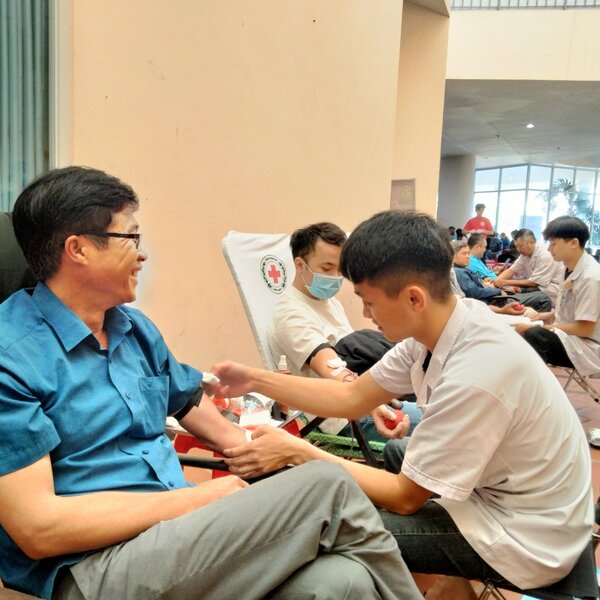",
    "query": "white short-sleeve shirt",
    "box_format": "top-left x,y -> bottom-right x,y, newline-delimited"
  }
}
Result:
268,285 -> 352,434
554,252 -> 600,376
370,299 -> 592,589
511,244 -> 563,303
